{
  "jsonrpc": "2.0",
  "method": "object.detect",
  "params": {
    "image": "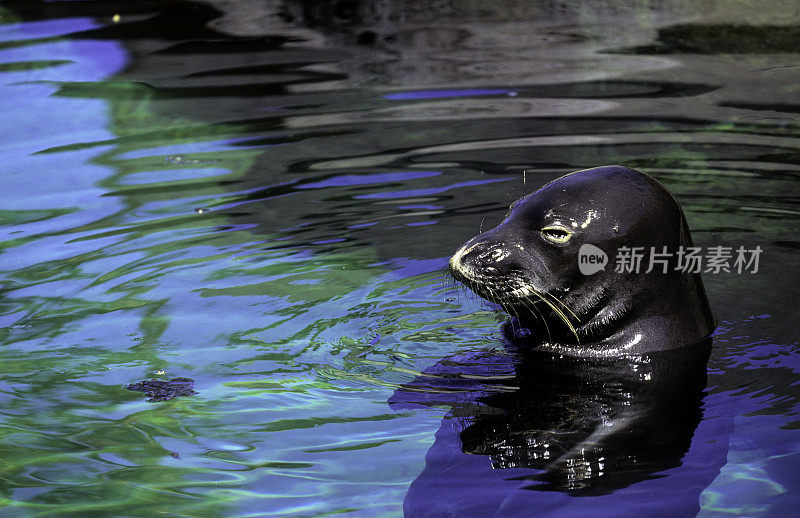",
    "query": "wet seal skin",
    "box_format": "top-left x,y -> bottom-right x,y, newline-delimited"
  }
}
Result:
449,165 -> 715,357
126,377 -> 197,402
